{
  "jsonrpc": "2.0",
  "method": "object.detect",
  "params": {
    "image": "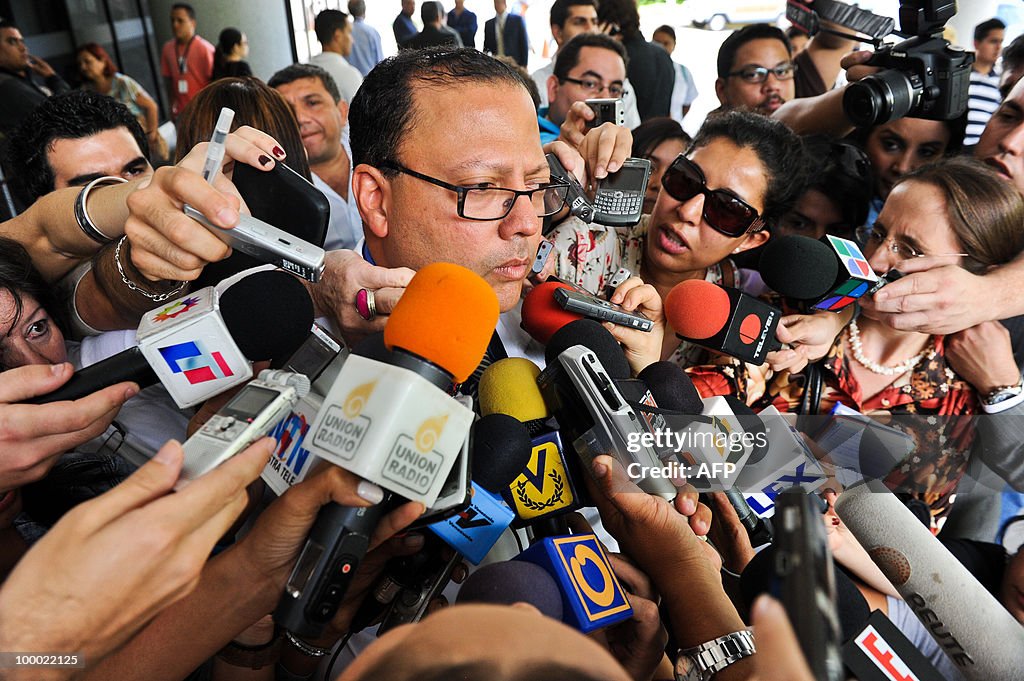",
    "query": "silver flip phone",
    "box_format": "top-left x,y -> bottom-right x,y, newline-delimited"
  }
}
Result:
184,204 -> 326,282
